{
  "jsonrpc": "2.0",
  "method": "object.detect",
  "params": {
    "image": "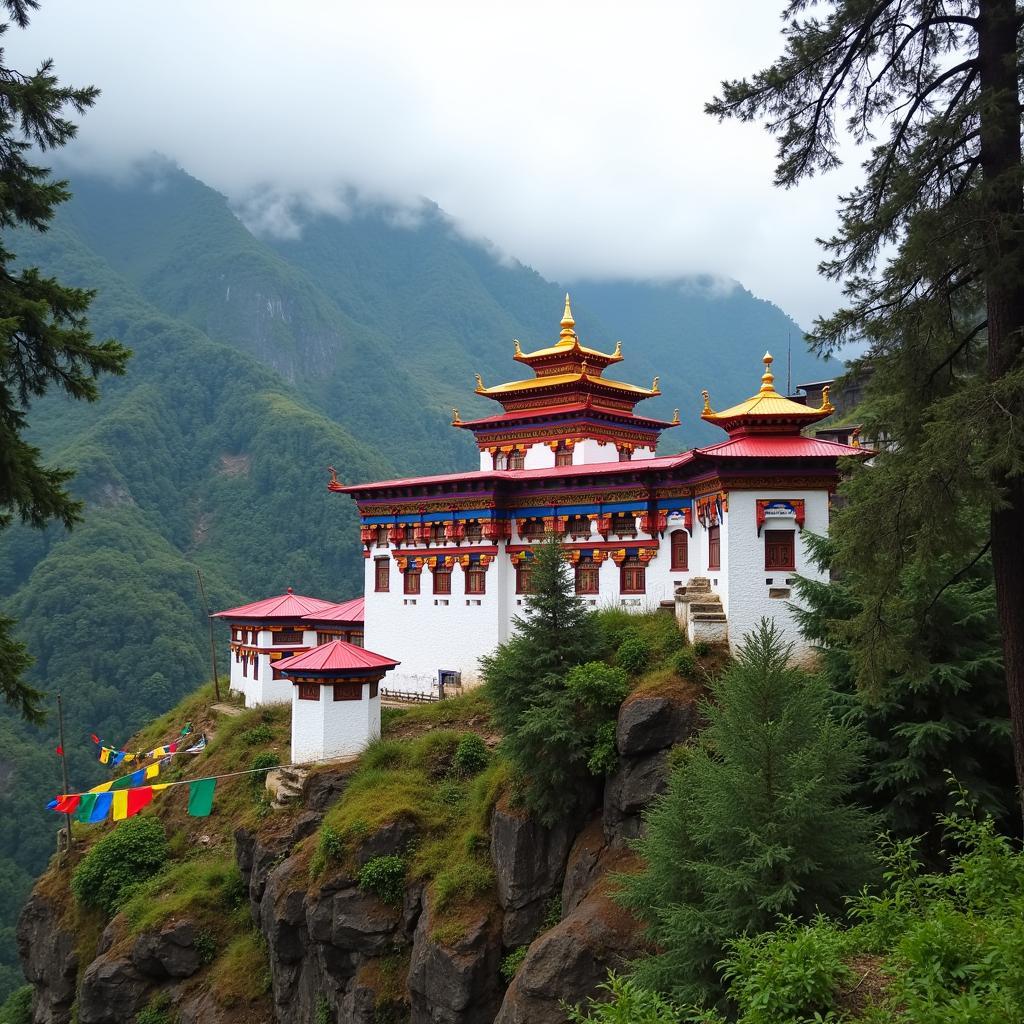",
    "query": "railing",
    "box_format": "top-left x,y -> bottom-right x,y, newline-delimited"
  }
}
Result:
380,688 -> 442,704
